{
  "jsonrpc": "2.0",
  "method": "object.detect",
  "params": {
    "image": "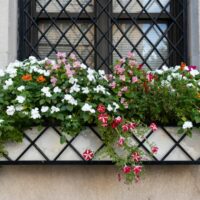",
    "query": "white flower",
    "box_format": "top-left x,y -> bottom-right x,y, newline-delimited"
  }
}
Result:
70,84 -> 80,93
81,103 -> 95,113
198,82 -> 200,87
80,63 -> 87,69
186,83 -> 194,88
5,65 -> 17,78
63,94 -> 78,106
94,85 -> 106,94
16,96 -> 25,104
41,87 -> 52,97
44,70 -> 50,76
3,78 -> 13,90
107,104 -> 113,112
69,77 -> 78,84
6,105 -> 15,116
155,69 -> 163,75
31,108 -> 41,119
41,106 -> 49,113
15,105 -> 24,111
0,69 -> 5,77
87,68 -> 96,82
162,65 -> 169,72
50,106 -> 60,114
53,86 -> 62,93
167,75 -> 172,82
17,85 -> 25,91
161,80 -> 171,87
182,121 -> 193,129
82,87 -> 90,94
190,70 -> 199,77
113,102 -> 119,112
